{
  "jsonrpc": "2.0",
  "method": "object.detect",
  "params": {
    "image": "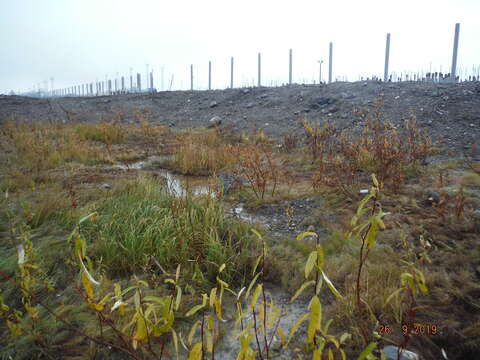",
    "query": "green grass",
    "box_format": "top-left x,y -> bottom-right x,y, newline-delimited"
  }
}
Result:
82,175 -> 259,285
